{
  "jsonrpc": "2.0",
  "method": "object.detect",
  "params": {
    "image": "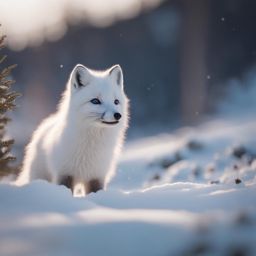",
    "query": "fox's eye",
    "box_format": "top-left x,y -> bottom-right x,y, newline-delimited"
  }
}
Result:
114,99 -> 119,105
90,98 -> 101,105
